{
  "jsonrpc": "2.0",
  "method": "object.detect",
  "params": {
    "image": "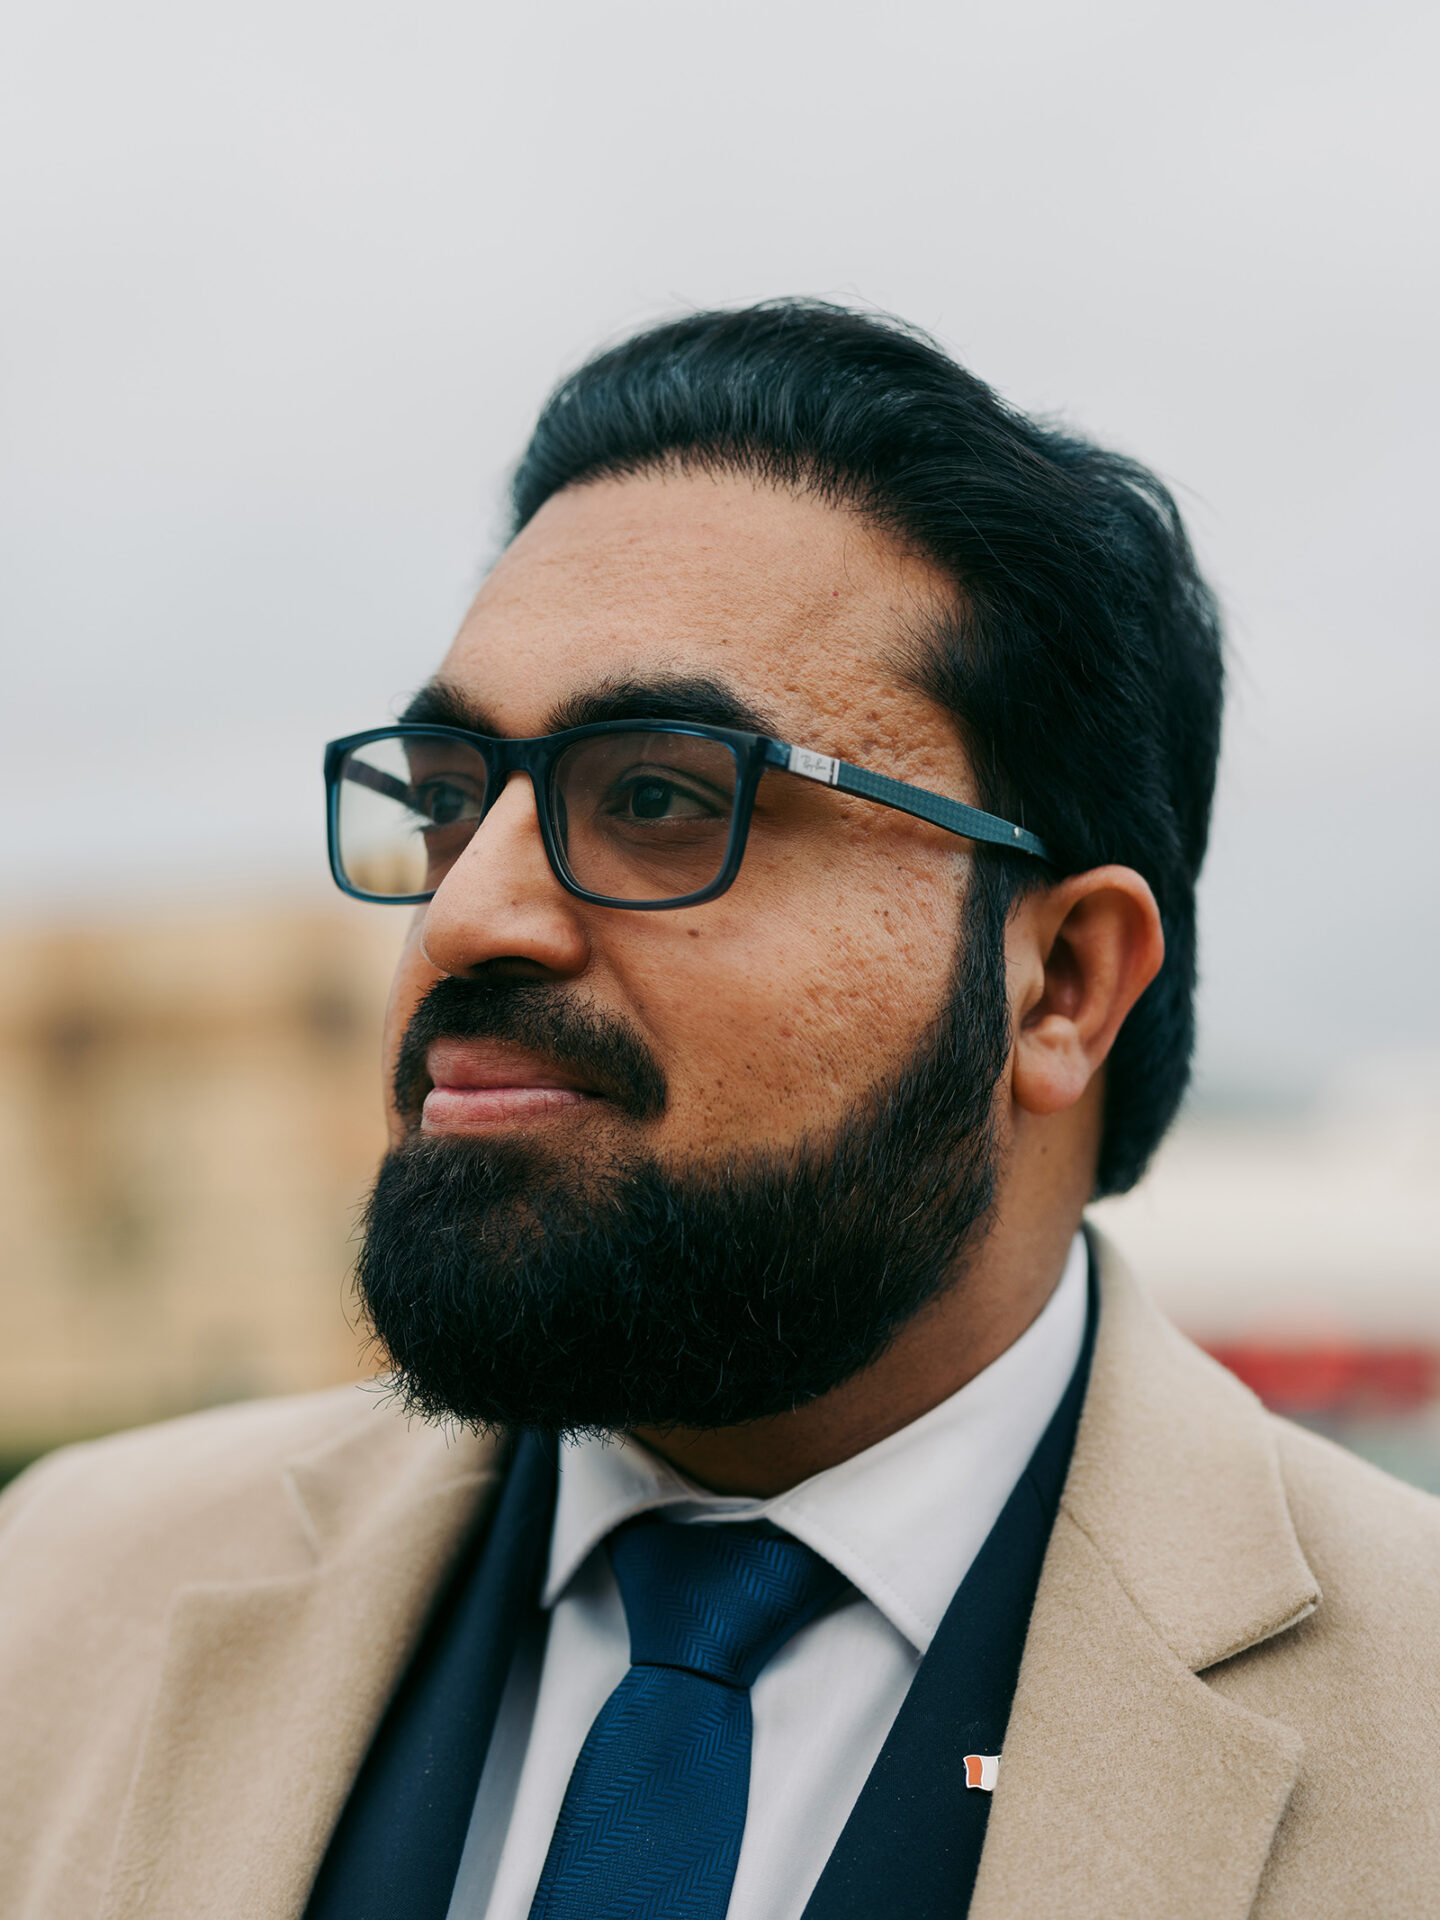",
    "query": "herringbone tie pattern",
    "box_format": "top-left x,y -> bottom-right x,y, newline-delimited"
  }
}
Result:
527,1519 -> 846,1920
